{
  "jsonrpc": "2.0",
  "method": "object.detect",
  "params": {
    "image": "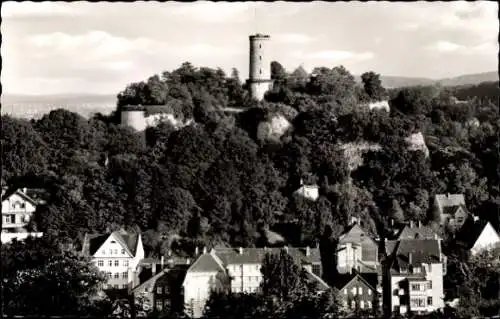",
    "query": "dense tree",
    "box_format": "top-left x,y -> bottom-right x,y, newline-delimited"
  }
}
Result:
361,71 -> 387,102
